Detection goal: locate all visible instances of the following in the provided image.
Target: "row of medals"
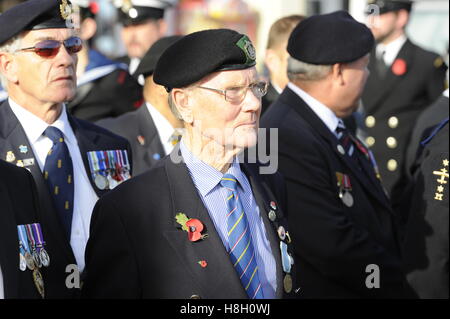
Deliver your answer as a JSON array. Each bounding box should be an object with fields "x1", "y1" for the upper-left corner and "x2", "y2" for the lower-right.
[
  {"x1": 94, "y1": 168, "x2": 130, "y2": 190},
  {"x1": 19, "y1": 243, "x2": 49, "y2": 298}
]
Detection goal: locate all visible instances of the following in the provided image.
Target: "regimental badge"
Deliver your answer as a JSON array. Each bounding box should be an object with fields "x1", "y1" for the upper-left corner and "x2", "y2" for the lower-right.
[
  {"x1": 6, "y1": 151, "x2": 15, "y2": 162},
  {"x1": 433, "y1": 158, "x2": 449, "y2": 201},
  {"x1": 19, "y1": 145, "x2": 28, "y2": 154},
  {"x1": 236, "y1": 35, "x2": 256, "y2": 65},
  {"x1": 59, "y1": 0, "x2": 72, "y2": 20}
]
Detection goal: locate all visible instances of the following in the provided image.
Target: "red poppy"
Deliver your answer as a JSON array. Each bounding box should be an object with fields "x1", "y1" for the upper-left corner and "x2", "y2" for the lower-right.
[
  {"x1": 392, "y1": 59, "x2": 407, "y2": 76},
  {"x1": 186, "y1": 218, "x2": 205, "y2": 242},
  {"x1": 198, "y1": 260, "x2": 208, "y2": 268}
]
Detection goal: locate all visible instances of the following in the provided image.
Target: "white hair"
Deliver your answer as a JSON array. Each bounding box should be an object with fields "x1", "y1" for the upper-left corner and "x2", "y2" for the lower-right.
[
  {"x1": 0, "y1": 35, "x2": 22, "y2": 91},
  {"x1": 287, "y1": 57, "x2": 332, "y2": 82}
]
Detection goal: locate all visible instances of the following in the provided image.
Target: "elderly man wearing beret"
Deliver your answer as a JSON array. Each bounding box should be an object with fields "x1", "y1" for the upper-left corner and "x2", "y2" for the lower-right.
[
  {"x1": 83, "y1": 29, "x2": 297, "y2": 299},
  {"x1": 261, "y1": 11, "x2": 412, "y2": 298},
  {"x1": 0, "y1": 0, "x2": 132, "y2": 298}
]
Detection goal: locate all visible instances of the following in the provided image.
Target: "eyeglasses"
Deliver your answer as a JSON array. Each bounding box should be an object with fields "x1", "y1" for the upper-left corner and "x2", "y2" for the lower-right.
[
  {"x1": 17, "y1": 37, "x2": 82, "y2": 58},
  {"x1": 196, "y1": 81, "x2": 268, "y2": 104}
]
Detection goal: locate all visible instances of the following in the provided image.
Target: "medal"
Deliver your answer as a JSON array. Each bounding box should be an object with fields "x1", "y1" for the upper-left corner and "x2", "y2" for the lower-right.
[
  {"x1": 277, "y1": 226, "x2": 286, "y2": 241},
  {"x1": 33, "y1": 269, "x2": 45, "y2": 299},
  {"x1": 268, "y1": 210, "x2": 277, "y2": 222},
  {"x1": 280, "y1": 242, "x2": 292, "y2": 274},
  {"x1": 25, "y1": 252, "x2": 36, "y2": 271},
  {"x1": 283, "y1": 274, "x2": 293, "y2": 294},
  {"x1": 342, "y1": 191, "x2": 354, "y2": 207},
  {"x1": 94, "y1": 173, "x2": 108, "y2": 190},
  {"x1": 336, "y1": 172, "x2": 354, "y2": 207},
  {"x1": 32, "y1": 223, "x2": 50, "y2": 268},
  {"x1": 26, "y1": 224, "x2": 42, "y2": 268},
  {"x1": 19, "y1": 253, "x2": 27, "y2": 272},
  {"x1": 17, "y1": 225, "x2": 35, "y2": 270}
]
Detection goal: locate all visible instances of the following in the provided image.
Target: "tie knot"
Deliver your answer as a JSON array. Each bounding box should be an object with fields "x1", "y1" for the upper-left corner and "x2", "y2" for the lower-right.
[
  {"x1": 220, "y1": 173, "x2": 238, "y2": 191},
  {"x1": 44, "y1": 126, "x2": 65, "y2": 143}
]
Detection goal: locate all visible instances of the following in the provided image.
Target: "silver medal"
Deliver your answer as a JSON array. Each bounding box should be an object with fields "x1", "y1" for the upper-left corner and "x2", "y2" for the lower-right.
[
  {"x1": 94, "y1": 174, "x2": 108, "y2": 190},
  {"x1": 40, "y1": 249, "x2": 50, "y2": 268},
  {"x1": 342, "y1": 191, "x2": 354, "y2": 207},
  {"x1": 19, "y1": 253, "x2": 27, "y2": 272}
]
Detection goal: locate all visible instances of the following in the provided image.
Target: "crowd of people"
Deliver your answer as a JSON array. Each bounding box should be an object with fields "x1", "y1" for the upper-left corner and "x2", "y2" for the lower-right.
[{"x1": 0, "y1": 0, "x2": 448, "y2": 300}]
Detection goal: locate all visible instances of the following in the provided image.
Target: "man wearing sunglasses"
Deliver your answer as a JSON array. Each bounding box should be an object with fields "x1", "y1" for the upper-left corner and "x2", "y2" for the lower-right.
[
  {"x1": 0, "y1": 0, "x2": 132, "y2": 299},
  {"x1": 83, "y1": 29, "x2": 298, "y2": 299}
]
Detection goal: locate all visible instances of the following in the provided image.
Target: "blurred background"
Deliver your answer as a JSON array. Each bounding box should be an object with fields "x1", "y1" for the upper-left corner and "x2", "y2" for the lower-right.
[{"x1": 1, "y1": 0, "x2": 448, "y2": 70}]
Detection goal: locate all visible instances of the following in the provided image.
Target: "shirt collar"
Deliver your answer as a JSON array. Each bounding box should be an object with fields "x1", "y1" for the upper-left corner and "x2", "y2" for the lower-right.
[
  {"x1": 146, "y1": 101, "x2": 175, "y2": 144},
  {"x1": 443, "y1": 88, "x2": 449, "y2": 98},
  {"x1": 288, "y1": 82, "x2": 340, "y2": 134},
  {"x1": 180, "y1": 140, "x2": 245, "y2": 197},
  {"x1": 8, "y1": 98, "x2": 76, "y2": 145},
  {"x1": 376, "y1": 35, "x2": 407, "y2": 66}
]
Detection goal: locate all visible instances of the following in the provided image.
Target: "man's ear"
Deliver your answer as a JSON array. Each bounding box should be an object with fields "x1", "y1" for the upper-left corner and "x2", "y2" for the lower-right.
[
  {"x1": 172, "y1": 89, "x2": 193, "y2": 124},
  {"x1": 157, "y1": 19, "x2": 168, "y2": 37},
  {"x1": 264, "y1": 49, "x2": 280, "y2": 76},
  {"x1": 0, "y1": 52, "x2": 19, "y2": 85},
  {"x1": 331, "y1": 63, "x2": 345, "y2": 86},
  {"x1": 80, "y1": 17, "x2": 97, "y2": 41}
]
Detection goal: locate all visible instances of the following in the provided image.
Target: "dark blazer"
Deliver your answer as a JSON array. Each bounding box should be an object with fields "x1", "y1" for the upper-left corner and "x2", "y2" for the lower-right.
[
  {"x1": 0, "y1": 101, "x2": 132, "y2": 298},
  {"x1": 83, "y1": 150, "x2": 297, "y2": 299},
  {"x1": 261, "y1": 82, "x2": 280, "y2": 116},
  {"x1": 261, "y1": 87, "x2": 410, "y2": 298},
  {"x1": 0, "y1": 160, "x2": 41, "y2": 299},
  {"x1": 361, "y1": 40, "x2": 447, "y2": 193},
  {"x1": 96, "y1": 105, "x2": 165, "y2": 176},
  {"x1": 398, "y1": 119, "x2": 449, "y2": 298},
  {"x1": 68, "y1": 68, "x2": 143, "y2": 122}
]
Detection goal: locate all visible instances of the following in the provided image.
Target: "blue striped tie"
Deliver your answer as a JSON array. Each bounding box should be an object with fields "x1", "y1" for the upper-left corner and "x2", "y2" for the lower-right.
[
  {"x1": 336, "y1": 120, "x2": 355, "y2": 157},
  {"x1": 43, "y1": 127, "x2": 74, "y2": 239},
  {"x1": 220, "y1": 174, "x2": 264, "y2": 299}
]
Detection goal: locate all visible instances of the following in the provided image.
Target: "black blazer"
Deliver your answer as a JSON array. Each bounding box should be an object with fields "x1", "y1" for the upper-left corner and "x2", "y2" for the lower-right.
[
  {"x1": 0, "y1": 101, "x2": 132, "y2": 298},
  {"x1": 82, "y1": 150, "x2": 297, "y2": 299},
  {"x1": 96, "y1": 105, "x2": 165, "y2": 176},
  {"x1": 361, "y1": 40, "x2": 447, "y2": 193},
  {"x1": 0, "y1": 160, "x2": 41, "y2": 299},
  {"x1": 261, "y1": 87, "x2": 410, "y2": 298},
  {"x1": 261, "y1": 83, "x2": 280, "y2": 116}
]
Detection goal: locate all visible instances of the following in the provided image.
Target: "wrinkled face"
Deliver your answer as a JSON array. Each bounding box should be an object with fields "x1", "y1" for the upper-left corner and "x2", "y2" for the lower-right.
[
  {"x1": 190, "y1": 67, "x2": 262, "y2": 150},
  {"x1": 121, "y1": 19, "x2": 164, "y2": 59},
  {"x1": 335, "y1": 54, "x2": 370, "y2": 117},
  {"x1": 368, "y1": 11, "x2": 398, "y2": 42},
  {"x1": 12, "y1": 28, "x2": 78, "y2": 105}
]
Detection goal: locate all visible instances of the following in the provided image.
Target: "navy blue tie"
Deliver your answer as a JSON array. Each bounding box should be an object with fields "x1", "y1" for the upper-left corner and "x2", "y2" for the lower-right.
[{"x1": 43, "y1": 127, "x2": 74, "y2": 239}]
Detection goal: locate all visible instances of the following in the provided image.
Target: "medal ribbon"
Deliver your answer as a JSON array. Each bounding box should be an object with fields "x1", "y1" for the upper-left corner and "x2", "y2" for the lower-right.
[
  {"x1": 17, "y1": 225, "x2": 30, "y2": 255},
  {"x1": 96, "y1": 151, "x2": 108, "y2": 177},
  {"x1": 25, "y1": 224, "x2": 36, "y2": 252},
  {"x1": 32, "y1": 223, "x2": 45, "y2": 250},
  {"x1": 87, "y1": 151, "x2": 100, "y2": 180}
]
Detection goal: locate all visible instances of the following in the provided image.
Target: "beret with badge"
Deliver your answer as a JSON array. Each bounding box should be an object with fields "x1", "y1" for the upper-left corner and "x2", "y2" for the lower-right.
[
  {"x1": 365, "y1": 0, "x2": 413, "y2": 15},
  {"x1": 287, "y1": 10, "x2": 374, "y2": 65},
  {"x1": 134, "y1": 35, "x2": 182, "y2": 79},
  {"x1": 0, "y1": 0, "x2": 73, "y2": 45},
  {"x1": 154, "y1": 29, "x2": 257, "y2": 91}
]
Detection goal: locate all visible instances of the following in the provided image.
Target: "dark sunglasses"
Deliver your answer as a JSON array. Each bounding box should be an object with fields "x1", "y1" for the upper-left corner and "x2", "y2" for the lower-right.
[{"x1": 17, "y1": 37, "x2": 82, "y2": 58}]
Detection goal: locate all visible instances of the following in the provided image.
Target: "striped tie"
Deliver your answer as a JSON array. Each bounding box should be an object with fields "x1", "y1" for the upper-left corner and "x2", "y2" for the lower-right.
[
  {"x1": 43, "y1": 127, "x2": 74, "y2": 239},
  {"x1": 336, "y1": 120, "x2": 355, "y2": 157},
  {"x1": 220, "y1": 174, "x2": 264, "y2": 299}
]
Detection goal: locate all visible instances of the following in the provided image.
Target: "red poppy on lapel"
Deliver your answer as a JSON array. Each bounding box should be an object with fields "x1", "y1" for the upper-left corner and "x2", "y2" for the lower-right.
[
  {"x1": 392, "y1": 58, "x2": 407, "y2": 76},
  {"x1": 198, "y1": 260, "x2": 208, "y2": 268},
  {"x1": 175, "y1": 213, "x2": 208, "y2": 242}
]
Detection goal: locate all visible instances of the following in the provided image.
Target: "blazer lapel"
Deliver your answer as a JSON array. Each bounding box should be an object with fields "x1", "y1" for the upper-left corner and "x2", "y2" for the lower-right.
[
  {"x1": 163, "y1": 150, "x2": 247, "y2": 298},
  {"x1": 364, "y1": 41, "x2": 416, "y2": 113},
  {"x1": 282, "y1": 88, "x2": 391, "y2": 210},
  {"x1": 0, "y1": 185, "x2": 20, "y2": 299}
]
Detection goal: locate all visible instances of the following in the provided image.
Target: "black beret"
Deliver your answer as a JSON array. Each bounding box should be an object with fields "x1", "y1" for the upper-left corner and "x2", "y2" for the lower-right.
[
  {"x1": 288, "y1": 11, "x2": 374, "y2": 65},
  {"x1": 154, "y1": 29, "x2": 257, "y2": 91},
  {"x1": 134, "y1": 35, "x2": 182, "y2": 79},
  {"x1": 115, "y1": 0, "x2": 174, "y2": 25},
  {"x1": 0, "y1": 0, "x2": 73, "y2": 45},
  {"x1": 365, "y1": 0, "x2": 413, "y2": 15}
]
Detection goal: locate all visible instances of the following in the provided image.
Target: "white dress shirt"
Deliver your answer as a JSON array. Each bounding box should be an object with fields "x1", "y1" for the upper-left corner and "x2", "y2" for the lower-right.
[
  {"x1": 0, "y1": 266, "x2": 4, "y2": 299},
  {"x1": 287, "y1": 82, "x2": 341, "y2": 136},
  {"x1": 9, "y1": 98, "x2": 99, "y2": 273},
  {"x1": 146, "y1": 102, "x2": 177, "y2": 156},
  {"x1": 376, "y1": 35, "x2": 407, "y2": 67}
]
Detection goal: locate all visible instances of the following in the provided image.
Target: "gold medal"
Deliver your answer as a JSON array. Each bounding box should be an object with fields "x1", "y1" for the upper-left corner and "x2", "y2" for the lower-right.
[
  {"x1": 283, "y1": 274, "x2": 293, "y2": 294},
  {"x1": 33, "y1": 269, "x2": 45, "y2": 299}
]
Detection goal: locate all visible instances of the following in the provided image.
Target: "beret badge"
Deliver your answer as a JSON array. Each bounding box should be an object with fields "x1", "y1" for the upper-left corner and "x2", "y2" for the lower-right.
[
  {"x1": 59, "y1": 0, "x2": 72, "y2": 20},
  {"x1": 236, "y1": 35, "x2": 256, "y2": 65}
]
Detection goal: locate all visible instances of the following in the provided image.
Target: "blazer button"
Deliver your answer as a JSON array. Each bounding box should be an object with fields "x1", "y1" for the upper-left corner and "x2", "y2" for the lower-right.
[
  {"x1": 190, "y1": 294, "x2": 201, "y2": 299},
  {"x1": 387, "y1": 159, "x2": 398, "y2": 172},
  {"x1": 388, "y1": 116, "x2": 399, "y2": 129},
  {"x1": 386, "y1": 137, "x2": 397, "y2": 149},
  {"x1": 365, "y1": 116, "x2": 376, "y2": 128},
  {"x1": 366, "y1": 136, "x2": 375, "y2": 147}
]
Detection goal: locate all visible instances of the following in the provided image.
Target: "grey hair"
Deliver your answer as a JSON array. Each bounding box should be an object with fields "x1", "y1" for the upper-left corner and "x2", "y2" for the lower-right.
[
  {"x1": 0, "y1": 35, "x2": 22, "y2": 91},
  {"x1": 287, "y1": 57, "x2": 332, "y2": 82}
]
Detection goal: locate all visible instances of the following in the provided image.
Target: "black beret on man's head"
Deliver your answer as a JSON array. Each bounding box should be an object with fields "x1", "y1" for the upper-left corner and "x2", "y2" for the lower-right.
[
  {"x1": 0, "y1": 0, "x2": 73, "y2": 45},
  {"x1": 365, "y1": 0, "x2": 413, "y2": 15},
  {"x1": 154, "y1": 29, "x2": 257, "y2": 91},
  {"x1": 288, "y1": 10, "x2": 374, "y2": 65},
  {"x1": 134, "y1": 35, "x2": 182, "y2": 79}
]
